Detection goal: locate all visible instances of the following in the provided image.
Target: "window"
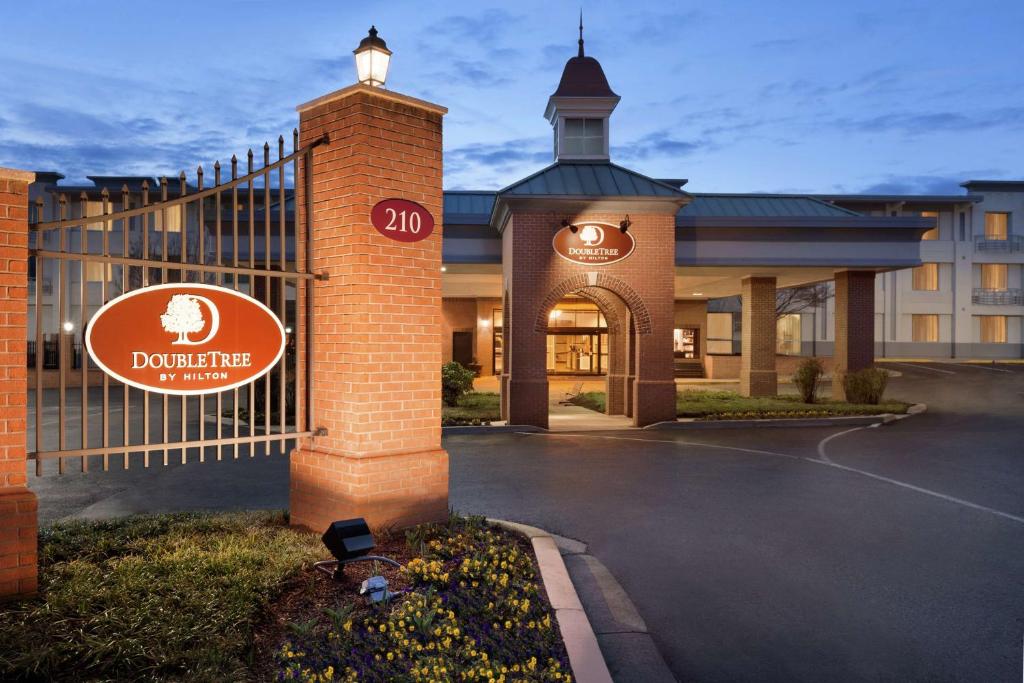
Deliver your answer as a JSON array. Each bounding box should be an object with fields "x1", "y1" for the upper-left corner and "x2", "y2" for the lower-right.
[
  {"x1": 706, "y1": 312, "x2": 734, "y2": 354},
  {"x1": 912, "y1": 263, "x2": 939, "y2": 291},
  {"x1": 776, "y1": 314, "x2": 801, "y2": 355},
  {"x1": 562, "y1": 118, "x2": 604, "y2": 156},
  {"x1": 492, "y1": 309, "x2": 503, "y2": 375},
  {"x1": 920, "y1": 211, "x2": 939, "y2": 240},
  {"x1": 959, "y1": 212, "x2": 966, "y2": 241},
  {"x1": 980, "y1": 315, "x2": 1007, "y2": 343},
  {"x1": 84, "y1": 261, "x2": 113, "y2": 282},
  {"x1": 984, "y1": 212, "x2": 1009, "y2": 240},
  {"x1": 981, "y1": 264, "x2": 1008, "y2": 290},
  {"x1": 912, "y1": 314, "x2": 939, "y2": 342}
]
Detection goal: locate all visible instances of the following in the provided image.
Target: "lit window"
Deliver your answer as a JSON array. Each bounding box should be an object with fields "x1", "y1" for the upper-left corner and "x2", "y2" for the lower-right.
[
  {"x1": 776, "y1": 314, "x2": 801, "y2": 355},
  {"x1": 920, "y1": 211, "x2": 939, "y2": 240},
  {"x1": 980, "y1": 264, "x2": 1008, "y2": 290},
  {"x1": 912, "y1": 263, "x2": 939, "y2": 291},
  {"x1": 980, "y1": 315, "x2": 1007, "y2": 343},
  {"x1": 912, "y1": 314, "x2": 939, "y2": 342},
  {"x1": 563, "y1": 118, "x2": 604, "y2": 156},
  {"x1": 984, "y1": 212, "x2": 1009, "y2": 240},
  {"x1": 84, "y1": 261, "x2": 113, "y2": 282}
]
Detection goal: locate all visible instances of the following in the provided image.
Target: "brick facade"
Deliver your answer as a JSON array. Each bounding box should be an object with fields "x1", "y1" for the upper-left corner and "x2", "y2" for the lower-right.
[
  {"x1": 290, "y1": 86, "x2": 449, "y2": 533},
  {"x1": 739, "y1": 276, "x2": 778, "y2": 397},
  {"x1": 502, "y1": 209, "x2": 678, "y2": 428},
  {"x1": 0, "y1": 168, "x2": 35, "y2": 600},
  {"x1": 834, "y1": 270, "x2": 876, "y2": 400}
]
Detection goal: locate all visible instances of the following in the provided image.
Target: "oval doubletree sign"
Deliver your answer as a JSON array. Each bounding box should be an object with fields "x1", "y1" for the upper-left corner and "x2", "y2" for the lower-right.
[
  {"x1": 370, "y1": 198, "x2": 435, "y2": 243},
  {"x1": 552, "y1": 221, "x2": 635, "y2": 266},
  {"x1": 85, "y1": 283, "x2": 286, "y2": 395}
]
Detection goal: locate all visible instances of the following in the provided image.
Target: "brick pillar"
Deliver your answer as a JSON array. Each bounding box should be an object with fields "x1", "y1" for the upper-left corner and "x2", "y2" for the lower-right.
[
  {"x1": 834, "y1": 270, "x2": 876, "y2": 401},
  {"x1": 289, "y1": 85, "x2": 449, "y2": 532},
  {"x1": 624, "y1": 316, "x2": 636, "y2": 418},
  {"x1": 740, "y1": 276, "x2": 777, "y2": 397},
  {"x1": 0, "y1": 168, "x2": 36, "y2": 600}
]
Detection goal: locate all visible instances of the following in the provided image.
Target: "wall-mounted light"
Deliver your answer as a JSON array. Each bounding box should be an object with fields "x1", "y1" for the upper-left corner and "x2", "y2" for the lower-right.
[
  {"x1": 440, "y1": 266, "x2": 447, "y2": 272},
  {"x1": 353, "y1": 26, "x2": 392, "y2": 87},
  {"x1": 285, "y1": 326, "x2": 293, "y2": 334},
  {"x1": 479, "y1": 318, "x2": 490, "y2": 328},
  {"x1": 561, "y1": 218, "x2": 578, "y2": 234},
  {"x1": 62, "y1": 321, "x2": 74, "y2": 333},
  {"x1": 619, "y1": 215, "x2": 632, "y2": 233}
]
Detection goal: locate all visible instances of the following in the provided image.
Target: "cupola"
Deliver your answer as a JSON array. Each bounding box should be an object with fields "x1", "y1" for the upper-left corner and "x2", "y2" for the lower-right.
[{"x1": 544, "y1": 15, "x2": 620, "y2": 161}]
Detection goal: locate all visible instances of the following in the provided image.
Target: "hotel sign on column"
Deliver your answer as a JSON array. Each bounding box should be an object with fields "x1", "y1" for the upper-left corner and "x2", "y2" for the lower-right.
[
  {"x1": 553, "y1": 221, "x2": 635, "y2": 265},
  {"x1": 85, "y1": 283, "x2": 286, "y2": 395}
]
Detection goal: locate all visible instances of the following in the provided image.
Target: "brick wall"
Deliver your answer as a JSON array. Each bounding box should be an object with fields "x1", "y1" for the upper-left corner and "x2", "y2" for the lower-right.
[
  {"x1": 503, "y1": 209, "x2": 678, "y2": 427},
  {"x1": 0, "y1": 168, "x2": 35, "y2": 600},
  {"x1": 834, "y1": 270, "x2": 876, "y2": 400},
  {"x1": 739, "y1": 276, "x2": 778, "y2": 397},
  {"x1": 290, "y1": 86, "x2": 448, "y2": 533}
]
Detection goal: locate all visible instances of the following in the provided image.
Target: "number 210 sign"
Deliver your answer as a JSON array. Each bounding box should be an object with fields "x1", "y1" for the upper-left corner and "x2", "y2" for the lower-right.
[{"x1": 370, "y1": 198, "x2": 435, "y2": 243}]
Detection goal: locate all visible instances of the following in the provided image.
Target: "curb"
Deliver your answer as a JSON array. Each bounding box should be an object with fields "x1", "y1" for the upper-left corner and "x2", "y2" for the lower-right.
[
  {"x1": 443, "y1": 424, "x2": 546, "y2": 436},
  {"x1": 488, "y1": 519, "x2": 614, "y2": 683},
  {"x1": 646, "y1": 403, "x2": 927, "y2": 431}
]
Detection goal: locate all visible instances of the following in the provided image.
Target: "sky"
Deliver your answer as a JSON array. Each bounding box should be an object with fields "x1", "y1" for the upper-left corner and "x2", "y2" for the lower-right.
[{"x1": 0, "y1": 0, "x2": 1021, "y2": 194}]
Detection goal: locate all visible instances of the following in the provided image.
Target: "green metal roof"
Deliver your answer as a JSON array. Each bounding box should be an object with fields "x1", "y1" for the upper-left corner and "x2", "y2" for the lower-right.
[
  {"x1": 443, "y1": 191, "x2": 497, "y2": 224},
  {"x1": 498, "y1": 162, "x2": 687, "y2": 198},
  {"x1": 680, "y1": 194, "x2": 861, "y2": 218}
]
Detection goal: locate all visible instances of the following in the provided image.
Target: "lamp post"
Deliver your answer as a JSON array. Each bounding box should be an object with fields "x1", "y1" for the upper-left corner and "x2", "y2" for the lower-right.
[{"x1": 353, "y1": 26, "x2": 392, "y2": 87}]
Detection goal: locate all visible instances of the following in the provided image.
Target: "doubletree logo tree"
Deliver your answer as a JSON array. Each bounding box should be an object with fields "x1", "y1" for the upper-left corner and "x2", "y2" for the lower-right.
[{"x1": 161, "y1": 294, "x2": 206, "y2": 344}]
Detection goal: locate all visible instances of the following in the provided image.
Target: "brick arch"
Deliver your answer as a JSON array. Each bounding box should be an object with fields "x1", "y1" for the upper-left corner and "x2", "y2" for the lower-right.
[
  {"x1": 576, "y1": 287, "x2": 624, "y2": 334},
  {"x1": 534, "y1": 273, "x2": 652, "y2": 334}
]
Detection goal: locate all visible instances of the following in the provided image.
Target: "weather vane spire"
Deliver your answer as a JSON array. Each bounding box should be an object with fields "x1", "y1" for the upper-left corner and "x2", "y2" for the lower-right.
[{"x1": 578, "y1": 9, "x2": 584, "y2": 57}]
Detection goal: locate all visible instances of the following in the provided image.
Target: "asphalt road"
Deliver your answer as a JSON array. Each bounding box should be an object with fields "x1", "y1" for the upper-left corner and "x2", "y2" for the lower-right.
[
  {"x1": 447, "y1": 362, "x2": 1024, "y2": 682},
  {"x1": 27, "y1": 362, "x2": 1024, "y2": 682}
]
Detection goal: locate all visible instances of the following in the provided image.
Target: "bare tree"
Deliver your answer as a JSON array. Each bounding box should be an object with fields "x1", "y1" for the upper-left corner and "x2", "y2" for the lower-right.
[{"x1": 776, "y1": 283, "x2": 832, "y2": 319}]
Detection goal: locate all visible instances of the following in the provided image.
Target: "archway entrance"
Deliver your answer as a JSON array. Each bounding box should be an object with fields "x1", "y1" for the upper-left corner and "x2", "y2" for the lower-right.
[{"x1": 502, "y1": 270, "x2": 676, "y2": 429}]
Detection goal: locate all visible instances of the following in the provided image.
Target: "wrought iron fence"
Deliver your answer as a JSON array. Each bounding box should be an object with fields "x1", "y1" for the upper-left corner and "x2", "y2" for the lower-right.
[
  {"x1": 974, "y1": 235, "x2": 1024, "y2": 253},
  {"x1": 27, "y1": 131, "x2": 326, "y2": 474},
  {"x1": 972, "y1": 288, "x2": 1024, "y2": 306}
]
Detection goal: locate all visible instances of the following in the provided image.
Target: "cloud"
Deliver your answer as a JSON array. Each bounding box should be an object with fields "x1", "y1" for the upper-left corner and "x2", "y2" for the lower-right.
[
  {"x1": 613, "y1": 130, "x2": 704, "y2": 161},
  {"x1": 857, "y1": 173, "x2": 1006, "y2": 195},
  {"x1": 834, "y1": 107, "x2": 1024, "y2": 135}
]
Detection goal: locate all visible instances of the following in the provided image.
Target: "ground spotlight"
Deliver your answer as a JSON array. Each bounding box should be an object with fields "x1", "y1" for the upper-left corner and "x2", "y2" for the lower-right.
[{"x1": 315, "y1": 517, "x2": 401, "y2": 583}]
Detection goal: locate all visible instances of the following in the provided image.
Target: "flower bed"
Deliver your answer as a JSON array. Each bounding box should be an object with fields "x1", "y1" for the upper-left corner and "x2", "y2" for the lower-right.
[
  {"x1": 274, "y1": 515, "x2": 571, "y2": 682},
  {"x1": 442, "y1": 392, "x2": 501, "y2": 426}
]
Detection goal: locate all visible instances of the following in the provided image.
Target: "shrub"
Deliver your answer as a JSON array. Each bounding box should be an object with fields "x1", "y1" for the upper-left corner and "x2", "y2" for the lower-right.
[
  {"x1": 441, "y1": 361, "x2": 475, "y2": 407},
  {"x1": 793, "y1": 357, "x2": 824, "y2": 404},
  {"x1": 842, "y1": 367, "x2": 889, "y2": 404}
]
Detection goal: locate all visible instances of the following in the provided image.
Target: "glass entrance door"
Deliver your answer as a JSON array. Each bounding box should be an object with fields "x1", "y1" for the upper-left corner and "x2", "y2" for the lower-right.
[{"x1": 546, "y1": 333, "x2": 604, "y2": 374}]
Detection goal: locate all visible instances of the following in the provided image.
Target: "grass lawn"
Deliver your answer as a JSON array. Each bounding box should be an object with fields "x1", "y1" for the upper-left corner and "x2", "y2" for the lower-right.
[
  {"x1": 0, "y1": 511, "x2": 320, "y2": 681},
  {"x1": 573, "y1": 389, "x2": 909, "y2": 419},
  {"x1": 0, "y1": 511, "x2": 571, "y2": 682},
  {"x1": 442, "y1": 391, "x2": 501, "y2": 426}
]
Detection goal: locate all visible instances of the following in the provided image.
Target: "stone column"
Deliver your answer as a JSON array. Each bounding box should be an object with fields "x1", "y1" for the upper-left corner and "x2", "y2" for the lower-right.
[
  {"x1": 0, "y1": 168, "x2": 35, "y2": 600},
  {"x1": 290, "y1": 85, "x2": 449, "y2": 532},
  {"x1": 740, "y1": 276, "x2": 777, "y2": 397},
  {"x1": 834, "y1": 270, "x2": 876, "y2": 400}
]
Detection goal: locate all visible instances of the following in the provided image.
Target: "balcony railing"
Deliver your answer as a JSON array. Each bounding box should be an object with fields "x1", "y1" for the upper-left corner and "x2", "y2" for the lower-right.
[
  {"x1": 972, "y1": 288, "x2": 1024, "y2": 306},
  {"x1": 974, "y1": 234, "x2": 1024, "y2": 253}
]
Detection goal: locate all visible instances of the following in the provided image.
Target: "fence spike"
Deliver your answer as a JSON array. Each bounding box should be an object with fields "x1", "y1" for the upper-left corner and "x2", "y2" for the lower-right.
[
  {"x1": 98, "y1": 188, "x2": 108, "y2": 200},
  {"x1": 278, "y1": 135, "x2": 285, "y2": 159},
  {"x1": 197, "y1": 165, "x2": 204, "y2": 191},
  {"x1": 214, "y1": 160, "x2": 221, "y2": 186},
  {"x1": 231, "y1": 155, "x2": 238, "y2": 180},
  {"x1": 247, "y1": 148, "x2": 254, "y2": 173},
  {"x1": 293, "y1": 128, "x2": 299, "y2": 152}
]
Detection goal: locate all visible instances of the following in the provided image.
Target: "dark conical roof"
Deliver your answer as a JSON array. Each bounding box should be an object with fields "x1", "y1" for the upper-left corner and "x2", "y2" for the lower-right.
[{"x1": 552, "y1": 55, "x2": 618, "y2": 97}]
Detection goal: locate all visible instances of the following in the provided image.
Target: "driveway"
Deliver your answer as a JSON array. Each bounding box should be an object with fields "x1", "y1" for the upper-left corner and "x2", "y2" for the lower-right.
[
  {"x1": 27, "y1": 362, "x2": 1024, "y2": 681},
  {"x1": 448, "y1": 362, "x2": 1024, "y2": 682}
]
